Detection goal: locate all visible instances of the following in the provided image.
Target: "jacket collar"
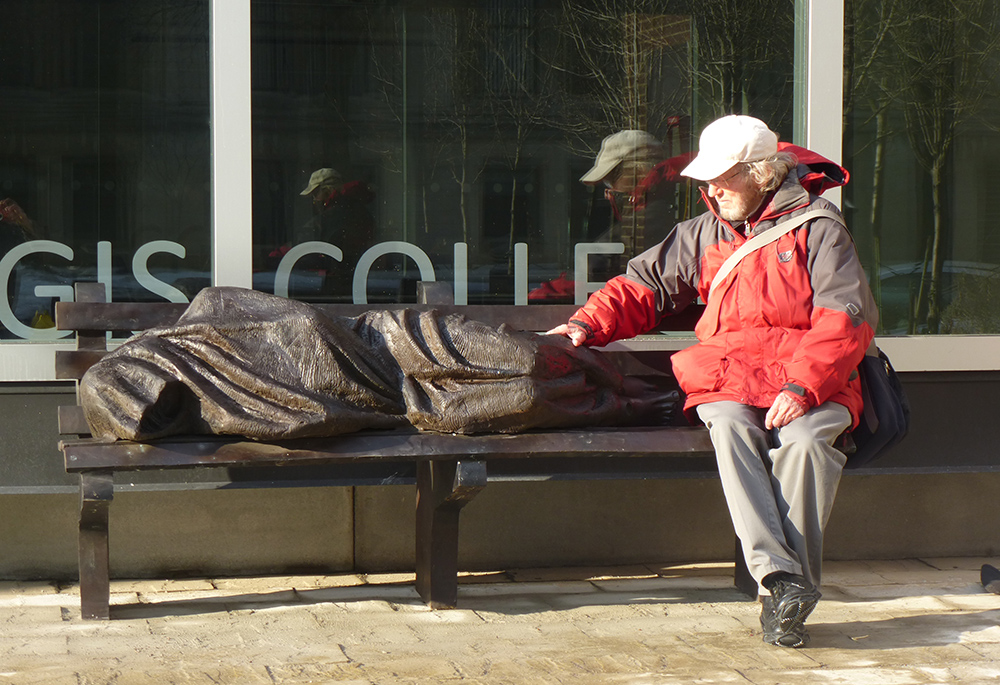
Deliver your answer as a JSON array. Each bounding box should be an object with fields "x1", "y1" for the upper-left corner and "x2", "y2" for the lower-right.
[{"x1": 752, "y1": 173, "x2": 812, "y2": 229}]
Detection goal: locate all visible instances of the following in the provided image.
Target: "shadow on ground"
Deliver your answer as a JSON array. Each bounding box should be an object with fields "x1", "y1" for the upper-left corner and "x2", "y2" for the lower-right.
[{"x1": 109, "y1": 581, "x2": 751, "y2": 620}]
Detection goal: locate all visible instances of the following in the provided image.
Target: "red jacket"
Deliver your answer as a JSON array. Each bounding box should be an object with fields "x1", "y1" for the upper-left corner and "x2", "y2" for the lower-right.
[{"x1": 569, "y1": 173, "x2": 877, "y2": 425}]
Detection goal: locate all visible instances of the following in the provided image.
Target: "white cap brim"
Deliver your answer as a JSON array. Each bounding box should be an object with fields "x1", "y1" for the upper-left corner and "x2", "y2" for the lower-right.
[
  {"x1": 580, "y1": 158, "x2": 619, "y2": 184},
  {"x1": 680, "y1": 155, "x2": 739, "y2": 182}
]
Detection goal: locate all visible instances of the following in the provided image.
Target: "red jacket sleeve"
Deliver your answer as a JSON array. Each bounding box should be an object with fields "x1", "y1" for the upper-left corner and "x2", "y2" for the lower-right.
[
  {"x1": 783, "y1": 219, "x2": 877, "y2": 407},
  {"x1": 784, "y1": 307, "x2": 874, "y2": 408},
  {"x1": 568, "y1": 276, "x2": 660, "y2": 347}
]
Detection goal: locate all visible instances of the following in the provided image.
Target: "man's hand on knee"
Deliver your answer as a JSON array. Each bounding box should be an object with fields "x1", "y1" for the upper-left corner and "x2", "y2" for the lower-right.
[{"x1": 765, "y1": 390, "x2": 810, "y2": 429}]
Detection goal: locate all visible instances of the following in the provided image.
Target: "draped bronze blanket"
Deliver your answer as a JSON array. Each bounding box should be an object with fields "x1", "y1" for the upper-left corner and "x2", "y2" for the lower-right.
[{"x1": 81, "y1": 287, "x2": 677, "y2": 441}]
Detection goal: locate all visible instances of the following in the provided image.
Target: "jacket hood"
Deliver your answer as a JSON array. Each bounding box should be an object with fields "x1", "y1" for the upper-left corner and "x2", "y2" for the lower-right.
[{"x1": 778, "y1": 142, "x2": 850, "y2": 196}]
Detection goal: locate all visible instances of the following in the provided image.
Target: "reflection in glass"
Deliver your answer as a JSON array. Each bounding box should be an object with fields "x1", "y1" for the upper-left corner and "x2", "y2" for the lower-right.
[
  {"x1": 0, "y1": 1, "x2": 211, "y2": 340},
  {"x1": 844, "y1": 0, "x2": 1000, "y2": 334},
  {"x1": 251, "y1": 1, "x2": 794, "y2": 305}
]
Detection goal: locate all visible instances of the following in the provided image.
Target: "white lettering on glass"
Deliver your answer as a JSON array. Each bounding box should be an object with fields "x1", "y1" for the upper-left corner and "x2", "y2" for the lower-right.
[
  {"x1": 574, "y1": 242, "x2": 625, "y2": 305},
  {"x1": 514, "y1": 242, "x2": 528, "y2": 305},
  {"x1": 133, "y1": 241, "x2": 188, "y2": 304},
  {"x1": 353, "y1": 241, "x2": 435, "y2": 305},
  {"x1": 453, "y1": 242, "x2": 468, "y2": 305},
  {"x1": 0, "y1": 238, "x2": 626, "y2": 340},
  {"x1": 273, "y1": 241, "x2": 343, "y2": 299},
  {"x1": 0, "y1": 241, "x2": 75, "y2": 340},
  {"x1": 97, "y1": 241, "x2": 113, "y2": 301}
]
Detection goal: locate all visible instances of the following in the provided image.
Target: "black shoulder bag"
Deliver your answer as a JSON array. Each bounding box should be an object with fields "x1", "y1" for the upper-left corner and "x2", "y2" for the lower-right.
[{"x1": 845, "y1": 345, "x2": 910, "y2": 468}]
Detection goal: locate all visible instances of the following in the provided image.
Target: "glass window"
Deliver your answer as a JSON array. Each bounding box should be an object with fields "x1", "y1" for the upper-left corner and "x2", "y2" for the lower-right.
[
  {"x1": 251, "y1": 1, "x2": 796, "y2": 305},
  {"x1": 844, "y1": 0, "x2": 1000, "y2": 335},
  {"x1": 0, "y1": 0, "x2": 211, "y2": 341}
]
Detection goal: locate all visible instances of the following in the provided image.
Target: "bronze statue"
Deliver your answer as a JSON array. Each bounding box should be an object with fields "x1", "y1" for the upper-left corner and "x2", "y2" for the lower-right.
[{"x1": 81, "y1": 287, "x2": 677, "y2": 442}]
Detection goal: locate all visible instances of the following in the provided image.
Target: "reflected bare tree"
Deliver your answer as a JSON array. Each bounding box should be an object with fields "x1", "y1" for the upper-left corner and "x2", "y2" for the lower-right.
[
  {"x1": 556, "y1": 1, "x2": 691, "y2": 149},
  {"x1": 467, "y1": 4, "x2": 563, "y2": 272},
  {"x1": 691, "y1": 0, "x2": 794, "y2": 124},
  {"x1": 892, "y1": 1, "x2": 1000, "y2": 333},
  {"x1": 844, "y1": 0, "x2": 906, "y2": 329},
  {"x1": 94, "y1": 1, "x2": 210, "y2": 251},
  {"x1": 420, "y1": 9, "x2": 495, "y2": 243},
  {"x1": 856, "y1": 0, "x2": 1000, "y2": 333}
]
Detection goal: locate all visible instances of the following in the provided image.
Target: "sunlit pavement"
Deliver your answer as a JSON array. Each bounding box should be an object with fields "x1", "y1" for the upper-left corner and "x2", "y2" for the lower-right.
[{"x1": 1, "y1": 558, "x2": 999, "y2": 684}]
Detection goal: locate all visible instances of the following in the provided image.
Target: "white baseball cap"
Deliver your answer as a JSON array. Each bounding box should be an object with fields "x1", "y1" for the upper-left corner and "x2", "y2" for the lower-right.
[
  {"x1": 580, "y1": 130, "x2": 666, "y2": 185},
  {"x1": 680, "y1": 115, "x2": 778, "y2": 181}
]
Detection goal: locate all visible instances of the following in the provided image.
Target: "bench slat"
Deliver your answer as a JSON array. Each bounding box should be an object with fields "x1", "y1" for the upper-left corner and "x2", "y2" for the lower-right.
[
  {"x1": 54, "y1": 301, "x2": 585, "y2": 333},
  {"x1": 56, "y1": 300, "x2": 705, "y2": 334},
  {"x1": 55, "y1": 350, "x2": 109, "y2": 380},
  {"x1": 55, "y1": 302, "x2": 189, "y2": 332},
  {"x1": 62, "y1": 426, "x2": 715, "y2": 472}
]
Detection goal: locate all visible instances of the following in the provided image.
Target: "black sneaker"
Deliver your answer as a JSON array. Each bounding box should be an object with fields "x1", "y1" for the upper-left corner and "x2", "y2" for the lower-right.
[
  {"x1": 764, "y1": 572, "x2": 821, "y2": 634},
  {"x1": 760, "y1": 596, "x2": 810, "y2": 648}
]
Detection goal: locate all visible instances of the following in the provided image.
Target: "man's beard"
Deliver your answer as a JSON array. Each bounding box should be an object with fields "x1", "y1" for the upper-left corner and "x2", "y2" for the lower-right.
[{"x1": 718, "y1": 189, "x2": 765, "y2": 223}]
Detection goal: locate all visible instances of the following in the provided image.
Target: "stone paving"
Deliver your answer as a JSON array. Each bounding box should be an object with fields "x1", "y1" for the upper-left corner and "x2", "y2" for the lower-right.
[{"x1": 1, "y1": 557, "x2": 999, "y2": 684}]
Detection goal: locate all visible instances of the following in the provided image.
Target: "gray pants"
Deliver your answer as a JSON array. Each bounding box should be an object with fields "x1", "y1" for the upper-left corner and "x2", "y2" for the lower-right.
[{"x1": 696, "y1": 401, "x2": 851, "y2": 595}]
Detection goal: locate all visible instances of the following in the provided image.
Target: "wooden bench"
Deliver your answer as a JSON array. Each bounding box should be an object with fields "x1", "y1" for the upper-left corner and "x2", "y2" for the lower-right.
[{"x1": 56, "y1": 282, "x2": 751, "y2": 620}]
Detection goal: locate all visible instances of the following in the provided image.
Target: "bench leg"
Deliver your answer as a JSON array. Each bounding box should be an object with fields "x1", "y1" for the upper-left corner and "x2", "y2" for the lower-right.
[
  {"x1": 78, "y1": 470, "x2": 114, "y2": 620},
  {"x1": 415, "y1": 459, "x2": 487, "y2": 609},
  {"x1": 733, "y1": 536, "x2": 758, "y2": 599}
]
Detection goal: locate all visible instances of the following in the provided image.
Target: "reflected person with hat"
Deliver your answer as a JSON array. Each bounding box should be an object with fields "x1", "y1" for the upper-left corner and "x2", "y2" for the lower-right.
[
  {"x1": 550, "y1": 115, "x2": 878, "y2": 649},
  {"x1": 580, "y1": 130, "x2": 673, "y2": 270},
  {"x1": 532, "y1": 131, "x2": 670, "y2": 302},
  {"x1": 297, "y1": 167, "x2": 375, "y2": 300}
]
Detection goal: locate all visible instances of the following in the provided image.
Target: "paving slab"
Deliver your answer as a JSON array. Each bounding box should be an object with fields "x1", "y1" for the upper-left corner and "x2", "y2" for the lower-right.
[{"x1": 0, "y1": 557, "x2": 998, "y2": 684}]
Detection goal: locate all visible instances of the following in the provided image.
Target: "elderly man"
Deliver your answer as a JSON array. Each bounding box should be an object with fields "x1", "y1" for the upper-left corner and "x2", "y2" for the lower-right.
[{"x1": 548, "y1": 115, "x2": 877, "y2": 647}]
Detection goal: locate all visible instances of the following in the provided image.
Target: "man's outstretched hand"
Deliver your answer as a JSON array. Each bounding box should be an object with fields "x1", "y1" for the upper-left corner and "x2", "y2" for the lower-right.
[{"x1": 545, "y1": 323, "x2": 588, "y2": 347}]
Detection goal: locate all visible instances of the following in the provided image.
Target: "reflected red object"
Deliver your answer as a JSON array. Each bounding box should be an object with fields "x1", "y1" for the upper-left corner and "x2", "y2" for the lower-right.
[{"x1": 528, "y1": 272, "x2": 575, "y2": 301}]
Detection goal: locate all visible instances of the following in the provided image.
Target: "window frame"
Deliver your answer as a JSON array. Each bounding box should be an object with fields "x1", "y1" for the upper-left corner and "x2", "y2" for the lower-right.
[{"x1": 3, "y1": 0, "x2": 994, "y2": 382}]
